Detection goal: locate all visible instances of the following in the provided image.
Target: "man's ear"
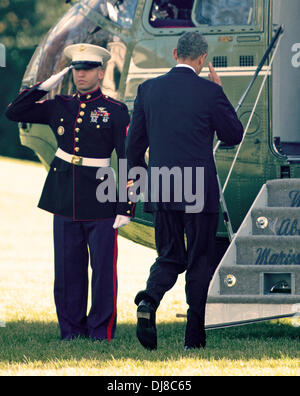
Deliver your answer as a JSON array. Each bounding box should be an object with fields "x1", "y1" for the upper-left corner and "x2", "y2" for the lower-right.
[
  {"x1": 199, "y1": 53, "x2": 207, "y2": 68},
  {"x1": 173, "y1": 48, "x2": 178, "y2": 62},
  {"x1": 98, "y1": 68, "x2": 105, "y2": 80}
]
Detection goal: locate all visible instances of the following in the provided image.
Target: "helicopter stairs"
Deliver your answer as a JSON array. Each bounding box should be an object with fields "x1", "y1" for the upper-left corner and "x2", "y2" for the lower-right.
[{"x1": 204, "y1": 178, "x2": 300, "y2": 329}]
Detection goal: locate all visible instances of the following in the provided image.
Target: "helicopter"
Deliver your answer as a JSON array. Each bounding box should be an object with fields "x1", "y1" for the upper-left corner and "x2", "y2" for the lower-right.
[{"x1": 18, "y1": 0, "x2": 300, "y2": 328}]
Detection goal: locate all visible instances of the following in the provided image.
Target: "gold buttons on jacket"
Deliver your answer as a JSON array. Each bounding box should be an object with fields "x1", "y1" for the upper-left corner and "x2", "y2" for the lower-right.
[
  {"x1": 80, "y1": 103, "x2": 86, "y2": 109},
  {"x1": 75, "y1": 147, "x2": 80, "y2": 153},
  {"x1": 126, "y1": 210, "x2": 131, "y2": 215},
  {"x1": 77, "y1": 118, "x2": 83, "y2": 124},
  {"x1": 75, "y1": 137, "x2": 79, "y2": 142},
  {"x1": 57, "y1": 126, "x2": 65, "y2": 136},
  {"x1": 86, "y1": 94, "x2": 91, "y2": 99},
  {"x1": 80, "y1": 111, "x2": 85, "y2": 116}
]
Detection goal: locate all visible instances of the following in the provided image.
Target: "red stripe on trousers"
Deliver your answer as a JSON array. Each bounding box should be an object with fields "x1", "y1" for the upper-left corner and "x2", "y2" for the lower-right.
[{"x1": 107, "y1": 229, "x2": 118, "y2": 341}]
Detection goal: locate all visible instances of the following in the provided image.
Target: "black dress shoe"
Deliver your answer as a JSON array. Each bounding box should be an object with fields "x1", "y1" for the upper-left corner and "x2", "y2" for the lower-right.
[
  {"x1": 136, "y1": 300, "x2": 157, "y2": 350},
  {"x1": 184, "y1": 343, "x2": 205, "y2": 351},
  {"x1": 184, "y1": 336, "x2": 206, "y2": 350}
]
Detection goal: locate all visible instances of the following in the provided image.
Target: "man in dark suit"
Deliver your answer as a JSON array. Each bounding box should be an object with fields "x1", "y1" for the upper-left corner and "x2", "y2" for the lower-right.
[{"x1": 126, "y1": 32, "x2": 243, "y2": 351}]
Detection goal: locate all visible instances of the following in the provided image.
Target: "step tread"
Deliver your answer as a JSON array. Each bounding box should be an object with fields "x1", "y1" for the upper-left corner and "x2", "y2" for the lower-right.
[
  {"x1": 236, "y1": 235, "x2": 300, "y2": 242},
  {"x1": 267, "y1": 178, "x2": 300, "y2": 187},
  {"x1": 219, "y1": 265, "x2": 300, "y2": 270},
  {"x1": 252, "y1": 207, "x2": 300, "y2": 213},
  {"x1": 266, "y1": 179, "x2": 300, "y2": 207},
  {"x1": 208, "y1": 295, "x2": 300, "y2": 303}
]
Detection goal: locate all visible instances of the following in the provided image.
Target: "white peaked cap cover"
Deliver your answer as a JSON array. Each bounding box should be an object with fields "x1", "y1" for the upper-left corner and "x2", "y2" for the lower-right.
[{"x1": 64, "y1": 43, "x2": 111, "y2": 64}]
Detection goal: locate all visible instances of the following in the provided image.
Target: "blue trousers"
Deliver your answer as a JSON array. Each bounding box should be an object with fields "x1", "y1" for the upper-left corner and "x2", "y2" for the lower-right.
[{"x1": 53, "y1": 215, "x2": 118, "y2": 341}]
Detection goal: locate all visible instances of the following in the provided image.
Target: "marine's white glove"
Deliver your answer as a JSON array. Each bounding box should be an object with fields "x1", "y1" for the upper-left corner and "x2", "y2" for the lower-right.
[
  {"x1": 113, "y1": 215, "x2": 131, "y2": 229},
  {"x1": 38, "y1": 67, "x2": 71, "y2": 91}
]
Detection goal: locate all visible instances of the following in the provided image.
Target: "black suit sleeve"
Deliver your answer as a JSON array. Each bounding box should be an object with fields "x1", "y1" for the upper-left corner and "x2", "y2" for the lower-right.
[
  {"x1": 125, "y1": 84, "x2": 149, "y2": 171},
  {"x1": 113, "y1": 104, "x2": 130, "y2": 160},
  {"x1": 5, "y1": 84, "x2": 54, "y2": 124},
  {"x1": 113, "y1": 104, "x2": 135, "y2": 217},
  {"x1": 211, "y1": 86, "x2": 244, "y2": 145}
]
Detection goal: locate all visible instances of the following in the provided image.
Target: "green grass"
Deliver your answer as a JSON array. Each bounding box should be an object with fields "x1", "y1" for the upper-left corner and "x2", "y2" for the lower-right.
[
  {"x1": 0, "y1": 319, "x2": 299, "y2": 376},
  {"x1": 0, "y1": 157, "x2": 299, "y2": 376}
]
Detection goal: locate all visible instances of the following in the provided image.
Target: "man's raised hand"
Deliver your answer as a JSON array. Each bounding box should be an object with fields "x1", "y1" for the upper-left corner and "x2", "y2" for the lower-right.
[{"x1": 208, "y1": 62, "x2": 222, "y2": 86}]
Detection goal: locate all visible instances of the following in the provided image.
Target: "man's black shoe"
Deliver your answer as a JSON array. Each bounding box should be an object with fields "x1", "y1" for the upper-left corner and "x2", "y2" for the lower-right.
[
  {"x1": 136, "y1": 300, "x2": 157, "y2": 350},
  {"x1": 184, "y1": 342, "x2": 206, "y2": 351},
  {"x1": 184, "y1": 334, "x2": 206, "y2": 350}
]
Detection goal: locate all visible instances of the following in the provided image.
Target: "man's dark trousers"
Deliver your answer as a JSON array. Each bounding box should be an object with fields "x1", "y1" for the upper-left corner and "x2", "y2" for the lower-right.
[
  {"x1": 136, "y1": 210, "x2": 219, "y2": 346},
  {"x1": 53, "y1": 215, "x2": 118, "y2": 341}
]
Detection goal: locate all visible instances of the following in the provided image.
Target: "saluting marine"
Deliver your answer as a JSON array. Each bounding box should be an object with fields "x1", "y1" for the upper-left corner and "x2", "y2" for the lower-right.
[{"x1": 6, "y1": 44, "x2": 135, "y2": 342}]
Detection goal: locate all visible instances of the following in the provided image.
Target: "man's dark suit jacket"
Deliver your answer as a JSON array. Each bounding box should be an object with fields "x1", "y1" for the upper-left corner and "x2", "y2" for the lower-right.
[{"x1": 126, "y1": 66, "x2": 244, "y2": 213}]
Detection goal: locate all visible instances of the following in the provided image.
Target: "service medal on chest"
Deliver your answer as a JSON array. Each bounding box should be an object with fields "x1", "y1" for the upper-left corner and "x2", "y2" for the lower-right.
[
  {"x1": 98, "y1": 107, "x2": 111, "y2": 123},
  {"x1": 90, "y1": 107, "x2": 111, "y2": 125},
  {"x1": 90, "y1": 110, "x2": 100, "y2": 123}
]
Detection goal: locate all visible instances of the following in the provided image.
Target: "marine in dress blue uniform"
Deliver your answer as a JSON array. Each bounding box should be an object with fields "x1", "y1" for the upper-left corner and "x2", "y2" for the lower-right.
[{"x1": 6, "y1": 44, "x2": 134, "y2": 341}]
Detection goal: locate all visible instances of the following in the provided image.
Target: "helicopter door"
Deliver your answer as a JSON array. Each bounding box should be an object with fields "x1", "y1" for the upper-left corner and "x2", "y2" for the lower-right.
[{"x1": 272, "y1": 0, "x2": 300, "y2": 161}]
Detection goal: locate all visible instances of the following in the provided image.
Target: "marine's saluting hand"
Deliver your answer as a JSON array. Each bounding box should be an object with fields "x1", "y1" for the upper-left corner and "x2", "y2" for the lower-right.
[
  {"x1": 38, "y1": 66, "x2": 72, "y2": 92},
  {"x1": 208, "y1": 62, "x2": 222, "y2": 86}
]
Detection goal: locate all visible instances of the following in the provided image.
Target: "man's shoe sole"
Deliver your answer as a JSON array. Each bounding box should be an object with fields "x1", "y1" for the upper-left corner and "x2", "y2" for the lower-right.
[{"x1": 137, "y1": 305, "x2": 157, "y2": 350}]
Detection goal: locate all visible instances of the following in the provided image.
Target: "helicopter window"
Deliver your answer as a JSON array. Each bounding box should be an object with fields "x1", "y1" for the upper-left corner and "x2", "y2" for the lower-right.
[
  {"x1": 82, "y1": 0, "x2": 138, "y2": 29},
  {"x1": 195, "y1": 0, "x2": 255, "y2": 26},
  {"x1": 149, "y1": 0, "x2": 195, "y2": 28}
]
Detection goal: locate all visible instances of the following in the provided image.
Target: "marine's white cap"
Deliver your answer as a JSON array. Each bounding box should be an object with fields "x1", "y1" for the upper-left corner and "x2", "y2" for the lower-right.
[{"x1": 64, "y1": 43, "x2": 111, "y2": 69}]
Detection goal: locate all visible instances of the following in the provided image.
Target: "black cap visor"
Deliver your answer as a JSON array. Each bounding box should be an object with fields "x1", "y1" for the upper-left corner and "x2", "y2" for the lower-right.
[{"x1": 71, "y1": 61, "x2": 102, "y2": 70}]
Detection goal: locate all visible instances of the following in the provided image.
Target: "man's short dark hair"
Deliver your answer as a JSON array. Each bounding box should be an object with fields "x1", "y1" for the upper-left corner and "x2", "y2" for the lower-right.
[{"x1": 177, "y1": 32, "x2": 208, "y2": 60}]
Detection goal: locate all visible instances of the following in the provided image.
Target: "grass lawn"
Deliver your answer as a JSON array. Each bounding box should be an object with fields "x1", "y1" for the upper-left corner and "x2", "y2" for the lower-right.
[{"x1": 0, "y1": 157, "x2": 299, "y2": 376}]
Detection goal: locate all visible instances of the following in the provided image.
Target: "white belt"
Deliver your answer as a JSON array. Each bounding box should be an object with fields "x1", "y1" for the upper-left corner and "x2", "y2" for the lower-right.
[{"x1": 55, "y1": 148, "x2": 110, "y2": 167}]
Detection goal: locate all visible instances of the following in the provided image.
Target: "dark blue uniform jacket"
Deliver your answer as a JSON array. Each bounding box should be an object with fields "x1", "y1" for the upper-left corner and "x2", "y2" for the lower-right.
[
  {"x1": 6, "y1": 86, "x2": 135, "y2": 220},
  {"x1": 126, "y1": 67, "x2": 244, "y2": 213}
]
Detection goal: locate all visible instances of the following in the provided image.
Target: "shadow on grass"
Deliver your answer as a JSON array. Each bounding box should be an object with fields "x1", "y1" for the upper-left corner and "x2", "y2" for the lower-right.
[{"x1": 0, "y1": 319, "x2": 299, "y2": 364}]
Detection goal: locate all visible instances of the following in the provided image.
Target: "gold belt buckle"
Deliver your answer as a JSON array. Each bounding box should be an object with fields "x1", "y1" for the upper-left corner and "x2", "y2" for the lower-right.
[{"x1": 71, "y1": 155, "x2": 83, "y2": 166}]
